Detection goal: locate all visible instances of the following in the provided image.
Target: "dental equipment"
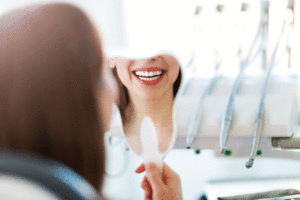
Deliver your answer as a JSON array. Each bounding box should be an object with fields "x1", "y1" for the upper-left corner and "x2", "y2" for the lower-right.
[
  {"x1": 219, "y1": 0, "x2": 269, "y2": 153},
  {"x1": 287, "y1": 2, "x2": 294, "y2": 70},
  {"x1": 259, "y1": 0, "x2": 269, "y2": 71},
  {"x1": 245, "y1": 99, "x2": 265, "y2": 168},
  {"x1": 186, "y1": 60, "x2": 222, "y2": 149},
  {"x1": 219, "y1": 63, "x2": 246, "y2": 153},
  {"x1": 174, "y1": 73, "x2": 298, "y2": 153},
  {"x1": 246, "y1": 2, "x2": 291, "y2": 168}
]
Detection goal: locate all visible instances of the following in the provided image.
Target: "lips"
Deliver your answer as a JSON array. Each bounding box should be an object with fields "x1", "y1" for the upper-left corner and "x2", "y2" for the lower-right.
[{"x1": 133, "y1": 67, "x2": 166, "y2": 86}]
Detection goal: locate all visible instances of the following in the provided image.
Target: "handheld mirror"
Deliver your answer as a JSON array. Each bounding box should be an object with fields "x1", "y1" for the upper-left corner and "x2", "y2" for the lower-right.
[{"x1": 108, "y1": 53, "x2": 183, "y2": 171}]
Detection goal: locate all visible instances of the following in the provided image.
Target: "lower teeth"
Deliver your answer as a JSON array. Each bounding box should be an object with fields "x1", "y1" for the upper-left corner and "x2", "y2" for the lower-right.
[{"x1": 139, "y1": 76, "x2": 159, "y2": 81}]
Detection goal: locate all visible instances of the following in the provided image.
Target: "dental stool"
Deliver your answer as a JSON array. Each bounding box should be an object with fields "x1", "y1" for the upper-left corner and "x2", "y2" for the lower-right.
[{"x1": 0, "y1": 151, "x2": 100, "y2": 200}]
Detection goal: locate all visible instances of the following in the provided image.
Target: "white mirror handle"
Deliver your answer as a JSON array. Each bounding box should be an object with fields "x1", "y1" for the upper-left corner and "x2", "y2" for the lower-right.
[{"x1": 140, "y1": 116, "x2": 164, "y2": 173}]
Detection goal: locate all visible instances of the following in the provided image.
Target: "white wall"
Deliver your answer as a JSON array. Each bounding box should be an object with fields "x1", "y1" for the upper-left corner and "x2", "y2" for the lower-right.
[{"x1": 0, "y1": 0, "x2": 125, "y2": 49}]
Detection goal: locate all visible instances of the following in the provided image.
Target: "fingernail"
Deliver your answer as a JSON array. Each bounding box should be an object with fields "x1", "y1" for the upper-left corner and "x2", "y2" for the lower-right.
[{"x1": 146, "y1": 163, "x2": 156, "y2": 171}]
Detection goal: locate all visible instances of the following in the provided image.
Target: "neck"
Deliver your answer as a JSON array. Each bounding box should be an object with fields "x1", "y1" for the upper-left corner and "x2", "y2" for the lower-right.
[{"x1": 125, "y1": 89, "x2": 174, "y2": 132}]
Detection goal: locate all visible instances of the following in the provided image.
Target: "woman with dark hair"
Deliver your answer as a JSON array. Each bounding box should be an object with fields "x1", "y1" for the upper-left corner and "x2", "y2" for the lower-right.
[{"x1": 0, "y1": 2, "x2": 182, "y2": 199}]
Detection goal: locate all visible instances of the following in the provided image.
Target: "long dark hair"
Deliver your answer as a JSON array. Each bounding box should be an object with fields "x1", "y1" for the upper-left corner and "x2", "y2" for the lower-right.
[
  {"x1": 0, "y1": 3, "x2": 106, "y2": 190},
  {"x1": 173, "y1": 68, "x2": 182, "y2": 98}
]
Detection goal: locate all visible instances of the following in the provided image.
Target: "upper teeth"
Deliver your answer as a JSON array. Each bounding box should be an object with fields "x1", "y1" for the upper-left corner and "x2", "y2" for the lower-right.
[{"x1": 135, "y1": 71, "x2": 163, "y2": 77}]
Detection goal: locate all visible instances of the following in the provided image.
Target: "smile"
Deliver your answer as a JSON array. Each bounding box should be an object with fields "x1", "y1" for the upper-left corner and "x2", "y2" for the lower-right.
[
  {"x1": 134, "y1": 70, "x2": 164, "y2": 80},
  {"x1": 133, "y1": 69, "x2": 166, "y2": 86}
]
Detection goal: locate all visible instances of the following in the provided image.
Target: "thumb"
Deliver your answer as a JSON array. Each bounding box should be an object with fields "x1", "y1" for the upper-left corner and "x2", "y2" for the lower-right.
[
  {"x1": 162, "y1": 162, "x2": 179, "y2": 186},
  {"x1": 145, "y1": 162, "x2": 164, "y2": 192}
]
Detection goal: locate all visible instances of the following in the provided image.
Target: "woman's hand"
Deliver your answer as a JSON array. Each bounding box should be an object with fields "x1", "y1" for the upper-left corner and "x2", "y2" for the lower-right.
[{"x1": 135, "y1": 162, "x2": 183, "y2": 200}]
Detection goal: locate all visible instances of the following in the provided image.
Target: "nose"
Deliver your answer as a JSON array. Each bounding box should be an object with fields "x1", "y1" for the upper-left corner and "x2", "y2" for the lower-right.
[
  {"x1": 135, "y1": 55, "x2": 160, "y2": 65},
  {"x1": 147, "y1": 55, "x2": 160, "y2": 62}
]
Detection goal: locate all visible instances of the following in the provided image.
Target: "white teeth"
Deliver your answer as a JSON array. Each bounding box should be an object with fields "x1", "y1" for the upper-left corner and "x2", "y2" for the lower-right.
[
  {"x1": 135, "y1": 71, "x2": 144, "y2": 76},
  {"x1": 155, "y1": 71, "x2": 163, "y2": 75},
  {"x1": 139, "y1": 76, "x2": 160, "y2": 81},
  {"x1": 135, "y1": 70, "x2": 163, "y2": 77}
]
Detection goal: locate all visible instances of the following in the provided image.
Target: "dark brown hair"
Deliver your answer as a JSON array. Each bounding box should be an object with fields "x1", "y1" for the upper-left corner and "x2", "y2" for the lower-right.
[
  {"x1": 0, "y1": 3, "x2": 105, "y2": 190},
  {"x1": 173, "y1": 68, "x2": 182, "y2": 98}
]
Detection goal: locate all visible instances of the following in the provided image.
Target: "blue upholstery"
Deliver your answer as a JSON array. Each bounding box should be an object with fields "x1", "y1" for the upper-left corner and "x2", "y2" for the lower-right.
[{"x1": 0, "y1": 151, "x2": 100, "y2": 200}]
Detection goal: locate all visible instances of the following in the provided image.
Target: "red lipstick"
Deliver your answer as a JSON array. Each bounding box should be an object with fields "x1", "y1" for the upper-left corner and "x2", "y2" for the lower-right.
[
  {"x1": 134, "y1": 73, "x2": 165, "y2": 86},
  {"x1": 133, "y1": 67, "x2": 164, "y2": 72},
  {"x1": 133, "y1": 67, "x2": 166, "y2": 86}
]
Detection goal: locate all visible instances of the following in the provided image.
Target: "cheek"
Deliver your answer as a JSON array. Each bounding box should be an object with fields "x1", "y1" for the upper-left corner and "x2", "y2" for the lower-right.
[
  {"x1": 116, "y1": 67, "x2": 131, "y2": 87},
  {"x1": 162, "y1": 55, "x2": 180, "y2": 67},
  {"x1": 161, "y1": 55, "x2": 180, "y2": 83},
  {"x1": 169, "y1": 66, "x2": 180, "y2": 84},
  {"x1": 115, "y1": 59, "x2": 134, "y2": 86}
]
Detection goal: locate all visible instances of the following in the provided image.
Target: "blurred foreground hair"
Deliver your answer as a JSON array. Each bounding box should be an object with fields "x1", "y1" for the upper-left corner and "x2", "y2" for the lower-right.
[{"x1": 0, "y1": 3, "x2": 105, "y2": 190}]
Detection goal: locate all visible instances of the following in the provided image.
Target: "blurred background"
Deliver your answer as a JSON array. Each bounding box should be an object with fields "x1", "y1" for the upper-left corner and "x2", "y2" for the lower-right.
[{"x1": 2, "y1": 0, "x2": 300, "y2": 199}]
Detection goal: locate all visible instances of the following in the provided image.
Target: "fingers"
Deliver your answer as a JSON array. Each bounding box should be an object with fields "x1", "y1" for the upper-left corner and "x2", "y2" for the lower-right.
[
  {"x1": 145, "y1": 162, "x2": 164, "y2": 191},
  {"x1": 141, "y1": 176, "x2": 148, "y2": 190},
  {"x1": 136, "y1": 162, "x2": 179, "y2": 183},
  {"x1": 162, "y1": 163, "x2": 181, "y2": 187},
  {"x1": 139, "y1": 162, "x2": 182, "y2": 200},
  {"x1": 162, "y1": 162, "x2": 173, "y2": 180},
  {"x1": 144, "y1": 193, "x2": 151, "y2": 200},
  {"x1": 135, "y1": 163, "x2": 145, "y2": 173},
  {"x1": 141, "y1": 176, "x2": 152, "y2": 199}
]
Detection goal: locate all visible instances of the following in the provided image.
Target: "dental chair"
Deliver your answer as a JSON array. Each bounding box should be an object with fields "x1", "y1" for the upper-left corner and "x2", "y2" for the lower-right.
[{"x1": 0, "y1": 151, "x2": 100, "y2": 200}]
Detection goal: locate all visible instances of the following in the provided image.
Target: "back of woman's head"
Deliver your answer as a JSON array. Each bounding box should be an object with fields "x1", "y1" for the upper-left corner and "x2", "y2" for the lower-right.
[{"x1": 0, "y1": 3, "x2": 105, "y2": 189}]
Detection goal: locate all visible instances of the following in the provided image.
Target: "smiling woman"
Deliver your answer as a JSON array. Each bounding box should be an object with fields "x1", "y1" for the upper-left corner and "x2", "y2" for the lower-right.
[{"x1": 108, "y1": 55, "x2": 181, "y2": 155}]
